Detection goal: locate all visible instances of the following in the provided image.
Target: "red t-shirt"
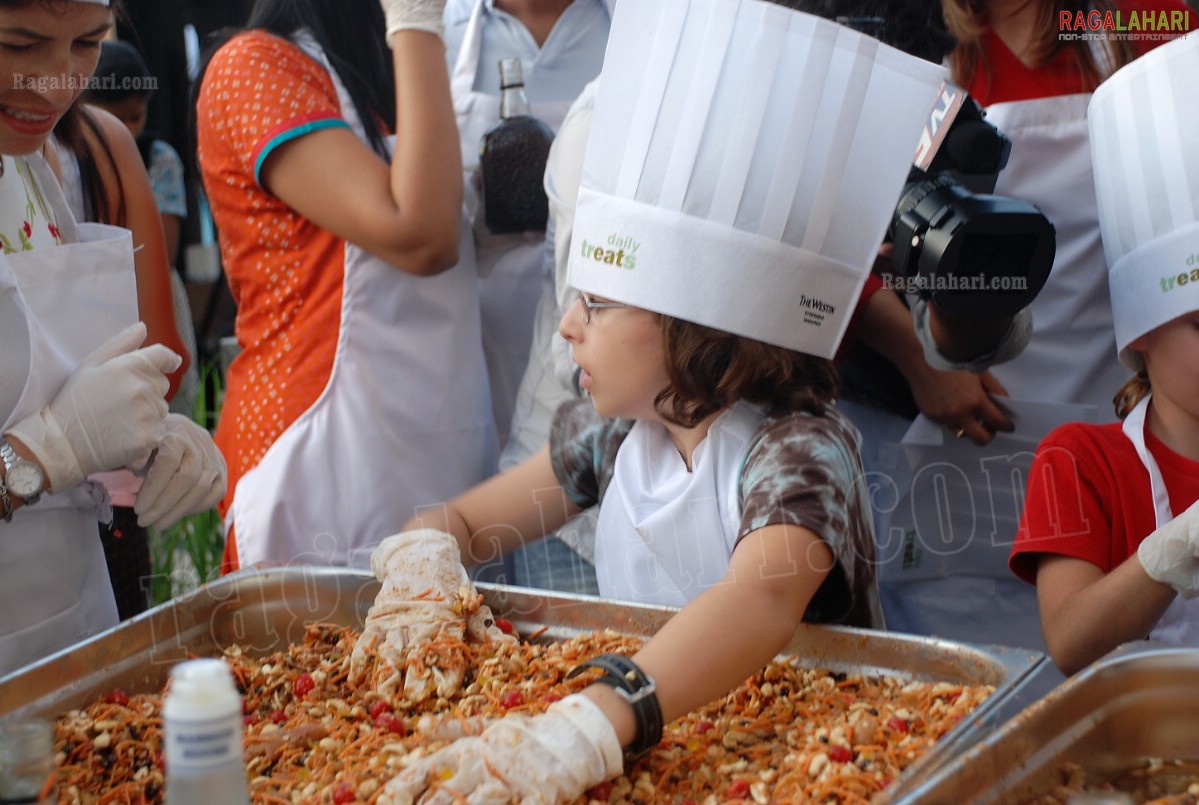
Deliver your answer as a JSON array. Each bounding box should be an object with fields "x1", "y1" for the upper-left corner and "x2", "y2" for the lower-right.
[
  {"x1": 1011, "y1": 419, "x2": 1199, "y2": 585},
  {"x1": 965, "y1": 0, "x2": 1195, "y2": 105}
]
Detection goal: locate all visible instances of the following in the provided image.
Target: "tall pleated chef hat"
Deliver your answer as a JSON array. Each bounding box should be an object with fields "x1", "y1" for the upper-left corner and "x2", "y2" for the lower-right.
[
  {"x1": 1090, "y1": 32, "x2": 1199, "y2": 371},
  {"x1": 567, "y1": 0, "x2": 946, "y2": 358}
]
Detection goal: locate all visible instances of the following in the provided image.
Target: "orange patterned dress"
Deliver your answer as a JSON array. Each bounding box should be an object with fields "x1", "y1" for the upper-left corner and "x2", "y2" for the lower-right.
[{"x1": 196, "y1": 31, "x2": 356, "y2": 571}]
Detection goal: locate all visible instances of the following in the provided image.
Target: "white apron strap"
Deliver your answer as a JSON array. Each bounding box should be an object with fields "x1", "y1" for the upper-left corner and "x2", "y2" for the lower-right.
[{"x1": 1123, "y1": 395, "x2": 1199, "y2": 644}]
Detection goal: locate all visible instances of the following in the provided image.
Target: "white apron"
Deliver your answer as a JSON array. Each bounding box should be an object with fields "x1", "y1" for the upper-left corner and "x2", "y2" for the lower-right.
[
  {"x1": 859, "y1": 94, "x2": 1128, "y2": 650},
  {"x1": 451, "y1": 0, "x2": 579, "y2": 448},
  {"x1": 1123, "y1": 396, "x2": 1199, "y2": 644},
  {"x1": 0, "y1": 155, "x2": 137, "y2": 675},
  {"x1": 228, "y1": 45, "x2": 496, "y2": 570},
  {"x1": 595, "y1": 402, "x2": 764, "y2": 606}
]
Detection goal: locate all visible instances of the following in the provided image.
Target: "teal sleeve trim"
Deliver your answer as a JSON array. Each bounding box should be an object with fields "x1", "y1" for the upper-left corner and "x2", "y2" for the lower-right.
[{"x1": 253, "y1": 118, "x2": 351, "y2": 187}]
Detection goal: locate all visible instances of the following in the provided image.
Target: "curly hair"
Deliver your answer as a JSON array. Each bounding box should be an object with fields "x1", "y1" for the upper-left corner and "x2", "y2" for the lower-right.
[{"x1": 654, "y1": 317, "x2": 839, "y2": 428}]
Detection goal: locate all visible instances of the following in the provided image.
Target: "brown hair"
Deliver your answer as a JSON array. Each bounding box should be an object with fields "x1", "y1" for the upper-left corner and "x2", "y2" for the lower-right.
[
  {"x1": 654, "y1": 316, "x2": 839, "y2": 428},
  {"x1": 1113, "y1": 369, "x2": 1151, "y2": 419},
  {"x1": 943, "y1": 0, "x2": 1135, "y2": 94}
]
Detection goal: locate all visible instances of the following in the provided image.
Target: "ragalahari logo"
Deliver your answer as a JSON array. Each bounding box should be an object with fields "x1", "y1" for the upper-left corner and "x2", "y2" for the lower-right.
[{"x1": 1059, "y1": 8, "x2": 1191, "y2": 40}]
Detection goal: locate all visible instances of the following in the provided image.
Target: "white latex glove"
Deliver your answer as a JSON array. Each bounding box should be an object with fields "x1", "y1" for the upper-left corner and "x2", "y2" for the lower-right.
[
  {"x1": 350, "y1": 529, "x2": 513, "y2": 701},
  {"x1": 379, "y1": 694, "x2": 622, "y2": 805},
  {"x1": 1138, "y1": 499, "x2": 1199, "y2": 598},
  {"x1": 380, "y1": 0, "x2": 446, "y2": 43},
  {"x1": 133, "y1": 413, "x2": 227, "y2": 529},
  {"x1": 6, "y1": 322, "x2": 177, "y2": 494}
]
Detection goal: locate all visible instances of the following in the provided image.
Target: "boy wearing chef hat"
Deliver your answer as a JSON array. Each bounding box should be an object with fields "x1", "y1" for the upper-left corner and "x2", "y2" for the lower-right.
[
  {"x1": 1011, "y1": 32, "x2": 1199, "y2": 676},
  {"x1": 357, "y1": 0, "x2": 944, "y2": 799}
]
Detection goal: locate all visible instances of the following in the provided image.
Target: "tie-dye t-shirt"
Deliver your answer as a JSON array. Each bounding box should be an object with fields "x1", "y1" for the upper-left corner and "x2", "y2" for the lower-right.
[{"x1": 549, "y1": 398, "x2": 883, "y2": 629}]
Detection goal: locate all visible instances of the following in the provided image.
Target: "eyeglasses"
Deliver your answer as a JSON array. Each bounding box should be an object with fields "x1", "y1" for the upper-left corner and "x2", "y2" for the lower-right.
[{"x1": 576, "y1": 291, "x2": 631, "y2": 324}]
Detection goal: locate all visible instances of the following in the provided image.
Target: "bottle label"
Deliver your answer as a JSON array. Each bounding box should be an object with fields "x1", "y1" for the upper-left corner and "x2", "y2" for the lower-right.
[{"x1": 165, "y1": 715, "x2": 242, "y2": 771}]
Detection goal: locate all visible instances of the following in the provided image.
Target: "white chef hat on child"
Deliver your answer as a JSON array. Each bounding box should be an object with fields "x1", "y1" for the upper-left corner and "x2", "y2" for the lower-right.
[
  {"x1": 566, "y1": 0, "x2": 945, "y2": 358},
  {"x1": 73, "y1": 0, "x2": 111, "y2": 4},
  {"x1": 1090, "y1": 33, "x2": 1199, "y2": 371}
]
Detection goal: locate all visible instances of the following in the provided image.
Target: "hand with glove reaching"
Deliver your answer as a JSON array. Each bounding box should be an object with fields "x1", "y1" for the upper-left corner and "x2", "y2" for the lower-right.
[
  {"x1": 1138, "y1": 498, "x2": 1199, "y2": 598},
  {"x1": 6, "y1": 322, "x2": 177, "y2": 495},
  {"x1": 133, "y1": 413, "x2": 227, "y2": 529},
  {"x1": 378, "y1": 693, "x2": 622, "y2": 805},
  {"x1": 379, "y1": 0, "x2": 447, "y2": 43},
  {"x1": 350, "y1": 529, "x2": 513, "y2": 701}
]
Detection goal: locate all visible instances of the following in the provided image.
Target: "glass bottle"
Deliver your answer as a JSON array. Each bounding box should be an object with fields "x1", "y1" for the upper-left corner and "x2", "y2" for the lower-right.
[
  {"x1": 163, "y1": 659, "x2": 251, "y2": 805},
  {"x1": 0, "y1": 718, "x2": 57, "y2": 804},
  {"x1": 479, "y1": 57, "x2": 555, "y2": 234}
]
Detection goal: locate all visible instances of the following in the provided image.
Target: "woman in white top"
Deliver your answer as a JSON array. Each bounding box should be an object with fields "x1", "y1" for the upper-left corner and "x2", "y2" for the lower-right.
[{"x1": 0, "y1": 0, "x2": 225, "y2": 676}]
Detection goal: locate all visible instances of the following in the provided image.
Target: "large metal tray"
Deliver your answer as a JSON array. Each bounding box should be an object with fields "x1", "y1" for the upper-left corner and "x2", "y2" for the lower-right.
[
  {"x1": 0, "y1": 567, "x2": 1043, "y2": 800},
  {"x1": 893, "y1": 646, "x2": 1199, "y2": 804}
]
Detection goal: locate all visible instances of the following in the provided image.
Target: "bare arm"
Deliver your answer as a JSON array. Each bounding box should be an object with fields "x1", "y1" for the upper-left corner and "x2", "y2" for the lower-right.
[
  {"x1": 260, "y1": 31, "x2": 463, "y2": 275},
  {"x1": 85, "y1": 107, "x2": 190, "y2": 398},
  {"x1": 403, "y1": 444, "x2": 582, "y2": 567},
  {"x1": 1035, "y1": 553, "x2": 1175, "y2": 675},
  {"x1": 855, "y1": 287, "x2": 1013, "y2": 444},
  {"x1": 584, "y1": 524, "x2": 833, "y2": 747}
]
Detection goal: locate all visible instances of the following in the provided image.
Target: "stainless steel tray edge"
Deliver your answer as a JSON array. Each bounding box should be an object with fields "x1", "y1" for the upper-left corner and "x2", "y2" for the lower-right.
[
  {"x1": 0, "y1": 566, "x2": 1044, "y2": 802},
  {"x1": 889, "y1": 646, "x2": 1199, "y2": 805}
]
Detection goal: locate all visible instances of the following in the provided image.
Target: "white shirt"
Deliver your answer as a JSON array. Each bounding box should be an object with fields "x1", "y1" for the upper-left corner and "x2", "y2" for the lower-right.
[{"x1": 443, "y1": 0, "x2": 612, "y2": 102}]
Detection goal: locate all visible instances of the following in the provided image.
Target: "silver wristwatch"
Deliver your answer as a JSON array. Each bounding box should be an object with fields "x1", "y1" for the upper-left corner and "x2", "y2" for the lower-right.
[{"x1": 0, "y1": 438, "x2": 45, "y2": 512}]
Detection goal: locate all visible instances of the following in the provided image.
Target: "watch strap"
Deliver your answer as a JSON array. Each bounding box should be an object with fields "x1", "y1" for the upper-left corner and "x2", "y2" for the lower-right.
[{"x1": 567, "y1": 653, "x2": 662, "y2": 757}]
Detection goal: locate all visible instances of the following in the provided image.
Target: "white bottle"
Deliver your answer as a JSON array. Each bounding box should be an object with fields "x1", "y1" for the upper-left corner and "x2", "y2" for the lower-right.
[{"x1": 163, "y1": 659, "x2": 251, "y2": 805}]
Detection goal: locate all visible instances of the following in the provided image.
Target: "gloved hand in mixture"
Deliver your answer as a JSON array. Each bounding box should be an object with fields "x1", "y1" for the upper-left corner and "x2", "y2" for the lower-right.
[
  {"x1": 379, "y1": 0, "x2": 446, "y2": 43},
  {"x1": 378, "y1": 693, "x2": 622, "y2": 805},
  {"x1": 133, "y1": 413, "x2": 227, "y2": 529},
  {"x1": 1138, "y1": 498, "x2": 1199, "y2": 597},
  {"x1": 350, "y1": 529, "x2": 513, "y2": 701},
  {"x1": 6, "y1": 322, "x2": 177, "y2": 495}
]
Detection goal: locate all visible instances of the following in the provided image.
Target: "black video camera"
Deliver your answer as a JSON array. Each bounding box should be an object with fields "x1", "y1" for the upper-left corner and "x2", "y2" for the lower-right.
[{"x1": 889, "y1": 83, "x2": 1056, "y2": 318}]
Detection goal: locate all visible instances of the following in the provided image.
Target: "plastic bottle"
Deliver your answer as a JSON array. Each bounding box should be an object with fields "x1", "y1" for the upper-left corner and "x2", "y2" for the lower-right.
[
  {"x1": 163, "y1": 658, "x2": 251, "y2": 805},
  {"x1": 0, "y1": 717, "x2": 56, "y2": 804},
  {"x1": 479, "y1": 57, "x2": 555, "y2": 234}
]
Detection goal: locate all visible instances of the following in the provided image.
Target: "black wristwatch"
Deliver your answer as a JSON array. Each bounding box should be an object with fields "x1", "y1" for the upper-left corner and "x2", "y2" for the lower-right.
[{"x1": 567, "y1": 653, "x2": 663, "y2": 757}]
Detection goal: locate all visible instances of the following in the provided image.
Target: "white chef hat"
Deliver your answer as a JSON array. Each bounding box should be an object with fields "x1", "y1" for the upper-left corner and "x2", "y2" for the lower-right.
[
  {"x1": 567, "y1": 0, "x2": 946, "y2": 358},
  {"x1": 73, "y1": 0, "x2": 111, "y2": 4},
  {"x1": 1090, "y1": 32, "x2": 1199, "y2": 370}
]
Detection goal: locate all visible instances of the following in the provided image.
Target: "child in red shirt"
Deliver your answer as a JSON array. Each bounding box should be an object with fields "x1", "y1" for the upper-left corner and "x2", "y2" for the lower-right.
[{"x1": 1011, "y1": 32, "x2": 1199, "y2": 675}]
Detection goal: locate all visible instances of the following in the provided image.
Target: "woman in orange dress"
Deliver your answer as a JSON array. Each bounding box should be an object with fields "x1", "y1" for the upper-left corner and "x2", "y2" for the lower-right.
[{"x1": 196, "y1": 0, "x2": 496, "y2": 572}]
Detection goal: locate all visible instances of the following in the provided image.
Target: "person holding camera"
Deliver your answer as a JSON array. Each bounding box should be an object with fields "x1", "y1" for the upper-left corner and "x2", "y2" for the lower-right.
[
  {"x1": 1011, "y1": 33, "x2": 1199, "y2": 675},
  {"x1": 837, "y1": 0, "x2": 1192, "y2": 654}
]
